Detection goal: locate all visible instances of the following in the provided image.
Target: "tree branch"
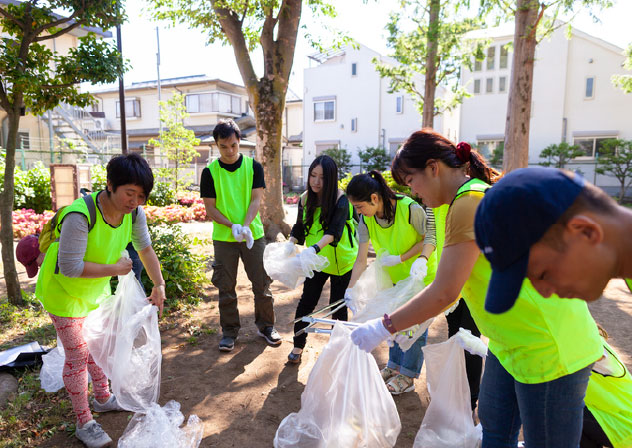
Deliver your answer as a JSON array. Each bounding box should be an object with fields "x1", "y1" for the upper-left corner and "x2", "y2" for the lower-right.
[
  {"x1": 240, "y1": 0, "x2": 249, "y2": 24},
  {"x1": 41, "y1": 82, "x2": 78, "y2": 89},
  {"x1": 34, "y1": 21, "x2": 82, "y2": 42},
  {"x1": 261, "y1": 8, "x2": 277, "y2": 77},
  {"x1": 275, "y1": 0, "x2": 301, "y2": 80},
  {"x1": 34, "y1": 8, "x2": 81, "y2": 35},
  {"x1": 0, "y1": 6, "x2": 25, "y2": 29},
  {"x1": 527, "y1": 3, "x2": 547, "y2": 41}
]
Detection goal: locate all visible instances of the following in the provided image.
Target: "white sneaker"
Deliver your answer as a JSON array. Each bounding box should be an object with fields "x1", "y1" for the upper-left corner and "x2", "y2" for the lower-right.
[
  {"x1": 92, "y1": 394, "x2": 125, "y2": 413},
  {"x1": 75, "y1": 420, "x2": 112, "y2": 448}
]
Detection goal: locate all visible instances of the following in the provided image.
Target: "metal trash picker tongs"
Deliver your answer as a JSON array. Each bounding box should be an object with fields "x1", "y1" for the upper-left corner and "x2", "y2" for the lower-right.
[{"x1": 293, "y1": 299, "x2": 360, "y2": 337}]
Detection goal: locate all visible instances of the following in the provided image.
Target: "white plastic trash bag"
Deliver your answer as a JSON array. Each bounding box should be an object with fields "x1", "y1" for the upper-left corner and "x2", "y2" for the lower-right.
[
  {"x1": 264, "y1": 242, "x2": 329, "y2": 289},
  {"x1": 346, "y1": 255, "x2": 392, "y2": 316},
  {"x1": 413, "y1": 329, "x2": 486, "y2": 448},
  {"x1": 39, "y1": 338, "x2": 65, "y2": 393},
  {"x1": 83, "y1": 271, "x2": 162, "y2": 412},
  {"x1": 118, "y1": 400, "x2": 203, "y2": 448},
  {"x1": 274, "y1": 323, "x2": 401, "y2": 448}
]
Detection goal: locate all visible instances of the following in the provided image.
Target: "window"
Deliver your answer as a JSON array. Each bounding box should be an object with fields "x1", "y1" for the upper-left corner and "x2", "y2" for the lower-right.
[
  {"x1": 473, "y1": 58, "x2": 482, "y2": 72},
  {"x1": 486, "y1": 78, "x2": 494, "y2": 93},
  {"x1": 185, "y1": 92, "x2": 242, "y2": 114},
  {"x1": 17, "y1": 131, "x2": 29, "y2": 149},
  {"x1": 477, "y1": 139, "x2": 503, "y2": 160},
  {"x1": 585, "y1": 77, "x2": 595, "y2": 99},
  {"x1": 116, "y1": 98, "x2": 141, "y2": 118},
  {"x1": 351, "y1": 118, "x2": 357, "y2": 132},
  {"x1": 500, "y1": 45, "x2": 509, "y2": 69},
  {"x1": 486, "y1": 46, "x2": 495, "y2": 70},
  {"x1": 473, "y1": 79, "x2": 481, "y2": 94},
  {"x1": 574, "y1": 136, "x2": 615, "y2": 158},
  {"x1": 315, "y1": 142, "x2": 339, "y2": 155},
  {"x1": 396, "y1": 96, "x2": 404, "y2": 114},
  {"x1": 314, "y1": 99, "x2": 335, "y2": 121},
  {"x1": 351, "y1": 63, "x2": 357, "y2": 76},
  {"x1": 499, "y1": 76, "x2": 507, "y2": 93}
]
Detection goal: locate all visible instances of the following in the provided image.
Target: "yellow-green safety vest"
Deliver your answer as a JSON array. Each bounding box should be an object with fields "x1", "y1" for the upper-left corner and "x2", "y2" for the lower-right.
[
  {"x1": 425, "y1": 204, "x2": 448, "y2": 284},
  {"x1": 364, "y1": 195, "x2": 435, "y2": 285},
  {"x1": 35, "y1": 192, "x2": 132, "y2": 318},
  {"x1": 585, "y1": 340, "x2": 632, "y2": 448},
  {"x1": 453, "y1": 178, "x2": 603, "y2": 383},
  {"x1": 208, "y1": 155, "x2": 264, "y2": 242},
  {"x1": 302, "y1": 192, "x2": 358, "y2": 276}
]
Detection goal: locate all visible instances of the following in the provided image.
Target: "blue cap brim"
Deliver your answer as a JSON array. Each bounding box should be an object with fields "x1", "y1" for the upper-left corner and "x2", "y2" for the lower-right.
[{"x1": 484, "y1": 252, "x2": 529, "y2": 314}]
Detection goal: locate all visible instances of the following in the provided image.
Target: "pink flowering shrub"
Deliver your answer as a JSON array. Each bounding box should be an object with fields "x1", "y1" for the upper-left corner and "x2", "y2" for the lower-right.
[
  {"x1": 177, "y1": 191, "x2": 204, "y2": 207},
  {"x1": 284, "y1": 194, "x2": 300, "y2": 205},
  {"x1": 10, "y1": 209, "x2": 55, "y2": 239}
]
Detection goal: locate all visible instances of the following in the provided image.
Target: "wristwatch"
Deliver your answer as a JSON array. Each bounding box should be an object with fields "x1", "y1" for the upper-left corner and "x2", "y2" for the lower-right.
[{"x1": 311, "y1": 244, "x2": 321, "y2": 254}]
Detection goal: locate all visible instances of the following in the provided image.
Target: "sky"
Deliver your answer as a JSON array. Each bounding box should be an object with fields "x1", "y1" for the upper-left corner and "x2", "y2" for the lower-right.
[{"x1": 88, "y1": 0, "x2": 632, "y2": 97}]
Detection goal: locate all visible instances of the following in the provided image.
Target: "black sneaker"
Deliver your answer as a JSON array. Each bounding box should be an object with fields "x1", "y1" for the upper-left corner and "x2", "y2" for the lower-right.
[
  {"x1": 257, "y1": 326, "x2": 282, "y2": 346},
  {"x1": 219, "y1": 336, "x2": 236, "y2": 352}
]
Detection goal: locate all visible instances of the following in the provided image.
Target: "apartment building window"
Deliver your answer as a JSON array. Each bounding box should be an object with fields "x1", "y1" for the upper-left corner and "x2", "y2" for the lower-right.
[
  {"x1": 473, "y1": 79, "x2": 481, "y2": 94},
  {"x1": 574, "y1": 136, "x2": 615, "y2": 158},
  {"x1": 499, "y1": 76, "x2": 507, "y2": 93},
  {"x1": 585, "y1": 77, "x2": 595, "y2": 99},
  {"x1": 486, "y1": 46, "x2": 495, "y2": 70},
  {"x1": 314, "y1": 98, "x2": 336, "y2": 121},
  {"x1": 473, "y1": 58, "x2": 482, "y2": 72},
  {"x1": 351, "y1": 117, "x2": 358, "y2": 132},
  {"x1": 500, "y1": 45, "x2": 509, "y2": 69},
  {"x1": 477, "y1": 139, "x2": 503, "y2": 160},
  {"x1": 17, "y1": 131, "x2": 30, "y2": 149},
  {"x1": 315, "y1": 141, "x2": 339, "y2": 155},
  {"x1": 486, "y1": 78, "x2": 494, "y2": 94},
  {"x1": 396, "y1": 96, "x2": 404, "y2": 114},
  {"x1": 116, "y1": 98, "x2": 141, "y2": 118},
  {"x1": 185, "y1": 92, "x2": 242, "y2": 114},
  {"x1": 351, "y1": 63, "x2": 357, "y2": 76}
]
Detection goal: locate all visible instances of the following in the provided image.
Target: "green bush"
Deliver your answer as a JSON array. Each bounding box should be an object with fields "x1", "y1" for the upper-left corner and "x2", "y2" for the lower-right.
[
  {"x1": 141, "y1": 223, "x2": 207, "y2": 309},
  {"x1": 90, "y1": 165, "x2": 107, "y2": 192},
  {"x1": 148, "y1": 181, "x2": 177, "y2": 206},
  {"x1": 322, "y1": 147, "x2": 352, "y2": 176},
  {"x1": 358, "y1": 146, "x2": 391, "y2": 172},
  {"x1": 13, "y1": 162, "x2": 51, "y2": 213}
]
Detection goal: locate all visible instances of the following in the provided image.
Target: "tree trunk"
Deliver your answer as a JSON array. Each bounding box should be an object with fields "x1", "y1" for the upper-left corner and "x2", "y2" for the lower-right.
[
  {"x1": 503, "y1": 0, "x2": 541, "y2": 172},
  {"x1": 1, "y1": 111, "x2": 24, "y2": 305},
  {"x1": 254, "y1": 81, "x2": 291, "y2": 241},
  {"x1": 422, "y1": 0, "x2": 441, "y2": 129},
  {"x1": 619, "y1": 183, "x2": 625, "y2": 204}
]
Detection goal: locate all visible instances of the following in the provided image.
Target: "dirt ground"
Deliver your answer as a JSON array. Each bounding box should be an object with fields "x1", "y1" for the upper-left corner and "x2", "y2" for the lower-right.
[{"x1": 3, "y1": 219, "x2": 632, "y2": 448}]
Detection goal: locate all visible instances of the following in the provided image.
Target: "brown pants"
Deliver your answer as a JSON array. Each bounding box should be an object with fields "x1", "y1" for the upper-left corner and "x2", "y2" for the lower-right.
[{"x1": 212, "y1": 238, "x2": 275, "y2": 338}]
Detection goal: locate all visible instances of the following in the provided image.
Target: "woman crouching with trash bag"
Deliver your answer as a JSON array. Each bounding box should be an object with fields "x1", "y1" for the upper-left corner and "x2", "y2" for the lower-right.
[
  {"x1": 345, "y1": 170, "x2": 436, "y2": 395},
  {"x1": 35, "y1": 153, "x2": 166, "y2": 448},
  {"x1": 286, "y1": 155, "x2": 359, "y2": 364}
]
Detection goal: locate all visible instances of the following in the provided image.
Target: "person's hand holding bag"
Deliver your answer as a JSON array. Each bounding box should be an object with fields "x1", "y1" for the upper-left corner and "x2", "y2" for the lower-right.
[{"x1": 350, "y1": 317, "x2": 391, "y2": 352}]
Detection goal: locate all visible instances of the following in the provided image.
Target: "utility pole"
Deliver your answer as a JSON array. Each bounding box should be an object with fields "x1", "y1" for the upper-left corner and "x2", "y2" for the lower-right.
[{"x1": 116, "y1": 1, "x2": 127, "y2": 154}]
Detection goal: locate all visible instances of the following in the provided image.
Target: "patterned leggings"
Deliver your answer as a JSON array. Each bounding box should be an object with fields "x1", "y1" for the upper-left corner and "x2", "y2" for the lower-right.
[{"x1": 49, "y1": 313, "x2": 110, "y2": 425}]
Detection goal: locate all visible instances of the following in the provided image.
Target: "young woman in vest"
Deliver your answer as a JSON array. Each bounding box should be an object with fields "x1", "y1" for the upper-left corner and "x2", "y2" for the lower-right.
[
  {"x1": 35, "y1": 154, "x2": 165, "y2": 448},
  {"x1": 350, "y1": 130, "x2": 604, "y2": 447},
  {"x1": 345, "y1": 170, "x2": 436, "y2": 395},
  {"x1": 286, "y1": 155, "x2": 359, "y2": 364}
]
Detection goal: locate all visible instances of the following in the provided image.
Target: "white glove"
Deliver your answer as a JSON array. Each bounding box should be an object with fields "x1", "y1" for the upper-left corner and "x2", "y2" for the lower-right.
[
  {"x1": 388, "y1": 332, "x2": 413, "y2": 348},
  {"x1": 380, "y1": 254, "x2": 402, "y2": 267},
  {"x1": 344, "y1": 288, "x2": 356, "y2": 314},
  {"x1": 350, "y1": 317, "x2": 391, "y2": 352},
  {"x1": 241, "y1": 226, "x2": 254, "y2": 249},
  {"x1": 410, "y1": 257, "x2": 428, "y2": 278},
  {"x1": 231, "y1": 224, "x2": 244, "y2": 242},
  {"x1": 282, "y1": 241, "x2": 296, "y2": 257},
  {"x1": 298, "y1": 246, "x2": 317, "y2": 264}
]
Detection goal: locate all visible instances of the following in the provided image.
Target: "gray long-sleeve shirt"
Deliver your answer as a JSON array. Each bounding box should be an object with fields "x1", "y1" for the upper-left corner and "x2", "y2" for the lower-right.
[{"x1": 57, "y1": 194, "x2": 151, "y2": 278}]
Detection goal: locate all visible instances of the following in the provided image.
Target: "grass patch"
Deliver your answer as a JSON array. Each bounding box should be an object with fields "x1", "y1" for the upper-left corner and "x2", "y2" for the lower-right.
[{"x1": 0, "y1": 292, "x2": 56, "y2": 351}]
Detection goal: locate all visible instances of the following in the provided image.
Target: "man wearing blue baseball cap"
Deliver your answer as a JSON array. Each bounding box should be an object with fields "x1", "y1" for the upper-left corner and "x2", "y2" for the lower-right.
[{"x1": 475, "y1": 167, "x2": 632, "y2": 314}]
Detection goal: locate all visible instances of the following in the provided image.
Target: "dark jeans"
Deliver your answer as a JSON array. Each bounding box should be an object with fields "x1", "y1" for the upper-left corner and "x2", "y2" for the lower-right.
[
  {"x1": 212, "y1": 238, "x2": 274, "y2": 338},
  {"x1": 580, "y1": 407, "x2": 613, "y2": 448},
  {"x1": 479, "y1": 350, "x2": 593, "y2": 448},
  {"x1": 293, "y1": 270, "x2": 351, "y2": 349},
  {"x1": 446, "y1": 299, "x2": 483, "y2": 411}
]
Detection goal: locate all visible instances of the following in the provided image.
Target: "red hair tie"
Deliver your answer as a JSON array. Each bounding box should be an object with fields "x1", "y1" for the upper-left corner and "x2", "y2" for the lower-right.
[{"x1": 455, "y1": 142, "x2": 471, "y2": 163}]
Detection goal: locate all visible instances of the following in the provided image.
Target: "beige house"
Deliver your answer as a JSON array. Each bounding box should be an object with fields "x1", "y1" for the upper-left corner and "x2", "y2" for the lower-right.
[
  {"x1": 282, "y1": 88, "x2": 304, "y2": 190},
  {"x1": 0, "y1": 0, "x2": 114, "y2": 169}
]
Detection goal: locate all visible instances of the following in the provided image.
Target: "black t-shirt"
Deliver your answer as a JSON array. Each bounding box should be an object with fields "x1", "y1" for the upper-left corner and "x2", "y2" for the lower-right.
[
  {"x1": 200, "y1": 154, "x2": 265, "y2": 198},
  {"x1": 290, "y1": 194, "x2": 355, "y2": 245}
]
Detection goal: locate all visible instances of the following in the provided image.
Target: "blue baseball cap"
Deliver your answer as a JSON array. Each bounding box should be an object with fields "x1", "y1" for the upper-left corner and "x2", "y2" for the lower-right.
[{"x1": 474, "y1": 167, "x2": 585, "y2": 314}]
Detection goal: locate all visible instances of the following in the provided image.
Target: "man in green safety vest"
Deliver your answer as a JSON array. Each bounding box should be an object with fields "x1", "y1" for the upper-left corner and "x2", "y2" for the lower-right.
[
  {"x1": 201, "y1": 119, "x2": 281, "y2": 352},
  {"x1": 474, "y1": 167, "x2": 632, "y2": 313}
]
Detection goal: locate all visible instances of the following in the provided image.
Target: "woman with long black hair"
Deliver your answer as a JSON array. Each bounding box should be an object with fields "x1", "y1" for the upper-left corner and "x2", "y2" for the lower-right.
[
  {"x1": 286, "y1": 155, "x2": 358, "y2": 363},
  {"x1": 345, "y1": 170, "x2": 436, "y2": 394}
]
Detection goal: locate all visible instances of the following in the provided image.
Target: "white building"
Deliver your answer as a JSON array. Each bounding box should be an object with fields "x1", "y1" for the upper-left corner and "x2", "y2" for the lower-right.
[
  {"x1": 302, "y1": 44, "x2": 455, "y2": 180},
  {"x1": 459, "y1": 23, "x2": 632, "y2": 193}
]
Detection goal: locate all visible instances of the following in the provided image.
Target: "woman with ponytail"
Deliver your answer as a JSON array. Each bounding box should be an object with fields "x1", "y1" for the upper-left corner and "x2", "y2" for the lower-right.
[
  {"x1": 345, "y1": 170, "x2": 436, "y2": 394},
  {"x1": 286, "y1": 155, "x2": 358, "y2": 364},
  {"x1": 350, "y1": 129, "x2": 605, "y2": 447}
]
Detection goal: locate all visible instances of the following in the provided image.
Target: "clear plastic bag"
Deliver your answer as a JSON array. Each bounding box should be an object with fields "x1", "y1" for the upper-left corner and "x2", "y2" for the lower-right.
[
  {"x1": 263, "y1": 242, "x2": 329, "y2": 289},
  {"x1": 346, "y1": 255, "x2": 393, "y2": 316},
  {"x1": 413, "y1": 329, "x2": 485, "y2": 448},
  {"x1": 83, "y1": 271, "x2": 162, "y2": 412},
  {"x1": 39, "y1": 338, "x2": 65, "y2": 393},
  {"x1": 118, "y1": 400, "x2": 203, "y2": 448},
  {"x1": 274, "y1": 323, "x2": 401, "y2": 448}
]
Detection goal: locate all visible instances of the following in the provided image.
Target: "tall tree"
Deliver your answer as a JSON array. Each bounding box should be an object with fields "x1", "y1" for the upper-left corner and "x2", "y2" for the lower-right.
[
  {"x1": 595, "y1": 139, "x2": 632, "y2": 204},
  {"x1": 0, "y1": 1, "x2": 126, "y2": 305},
  {"x1": 374, "y1": 0, "x2": 486, "y2": 128},
  {"x1": 612, "y1": 43, "x2": 632, "y2": 94},
  {"x1": 480, "y1": 0, "x2": 612, "y2": 172},
  {"x1": 538, "y1": 141, "x2": 583, "y2": 169},
  {"x1": 148, "y1": 0, "x2": 338, "y2": 239}
]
